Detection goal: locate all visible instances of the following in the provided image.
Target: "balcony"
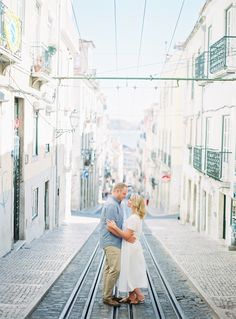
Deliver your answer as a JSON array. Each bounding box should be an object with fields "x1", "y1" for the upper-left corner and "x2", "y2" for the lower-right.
[
  {"x1": 192, "y1": 147, "x2": 231, "y2": 182},
  {"x1": 0, "y1": 1, "x2": 22, "y2": 73},
  {"x1": 31, "y1": 44, "x2": 55, "y2": 88},
  {"x1": 193, "y1": 146, "x2": 203, "y2": 172},
  {"x1": 206, "y1": 149, "x2": 231, "y2": 181},
  {"x1": 210, "y1": 36, "x2": 236, "y2": 75},
  {"x1": 195, "y1": 52, "x2": 207, "y2": 79}
]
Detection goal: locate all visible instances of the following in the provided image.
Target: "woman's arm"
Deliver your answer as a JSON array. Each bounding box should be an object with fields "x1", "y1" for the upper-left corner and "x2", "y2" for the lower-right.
[{"x1": 107, "y1": 220, "x2": 135, "y2": 242}]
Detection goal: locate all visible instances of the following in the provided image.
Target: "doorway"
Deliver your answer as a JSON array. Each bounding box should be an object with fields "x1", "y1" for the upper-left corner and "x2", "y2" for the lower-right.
[
  {"x1": 223, "y1": 194, "x2": 226, "y2": 239},
  {"x1": 44, "y1": 181, "x2": 49, "y2": 230},
  {"x1": 13, "y1": 98, "x2": 24, "y2": 241}
]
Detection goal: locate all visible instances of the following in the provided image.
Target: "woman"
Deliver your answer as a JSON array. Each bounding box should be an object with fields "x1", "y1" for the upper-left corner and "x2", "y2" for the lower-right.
[{"x1": 107, "y1": 194, "x2": 147, "y2": 304}]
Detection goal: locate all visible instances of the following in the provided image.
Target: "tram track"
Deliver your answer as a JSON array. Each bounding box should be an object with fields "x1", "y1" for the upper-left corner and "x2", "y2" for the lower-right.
[
  {"x1": 56, "y1": 235, "x2": 185, "y2": 319},
  {"x1": 143, "y1": 234, "x2": 186, "y2": 319},
  {"x1": 28, "y1": 225, "x2": 215, "y2": 319},
  {"x1": 58, "y1": 242, "x2": 104, "y2": 319}
]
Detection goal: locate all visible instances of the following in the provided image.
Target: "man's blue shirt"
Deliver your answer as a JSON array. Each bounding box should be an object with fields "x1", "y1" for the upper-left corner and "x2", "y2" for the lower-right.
[{"x1": 100, "y1": 195, "x2": 124, "y2": 249}]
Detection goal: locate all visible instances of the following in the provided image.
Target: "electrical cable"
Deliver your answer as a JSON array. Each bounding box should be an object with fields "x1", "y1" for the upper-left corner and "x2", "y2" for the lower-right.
[
  {"x1": 156, "y1": 0, "x2": 186, "y2": 77},
  {"x1": 114, "y1": 0, "x2": 118, "y2": 73},
  {"x1": 167, "y1": 0, "x2": 186, "y2": 56},
  {"x1": 70, "y1": 0, "x2": 88, "y2": 69},
  {"x1": 137, "y1": 0, "x2": 147, "y2": 73}
]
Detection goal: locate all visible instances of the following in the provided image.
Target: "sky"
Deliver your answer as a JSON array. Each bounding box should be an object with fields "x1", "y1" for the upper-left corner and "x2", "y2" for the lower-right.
[{"x1": 73, "y1": 0, "x2": 206, "y2": 123}]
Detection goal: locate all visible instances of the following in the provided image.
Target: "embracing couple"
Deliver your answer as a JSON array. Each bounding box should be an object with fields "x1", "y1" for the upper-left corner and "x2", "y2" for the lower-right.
[{"x1": 99, "y1": 183, "x2": 147, "y2": 307}]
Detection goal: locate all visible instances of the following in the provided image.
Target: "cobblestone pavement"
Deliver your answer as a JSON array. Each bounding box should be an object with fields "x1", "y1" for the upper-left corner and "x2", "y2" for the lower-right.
[
  {"x1": 146, "y1": 209, "x2": 236, "y2": 319},
  {"x1": 0, "y1": 215, "x2": 99, "y2": 319}
]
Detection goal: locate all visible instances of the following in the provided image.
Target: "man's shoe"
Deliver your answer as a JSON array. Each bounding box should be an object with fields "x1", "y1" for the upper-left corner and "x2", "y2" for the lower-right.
[
  {"x1": 112, "y1": 295, "x2": 123, "y2": 302},
  {"x1": 103, "y1": 298, "x2": 121, "y2": 307}
]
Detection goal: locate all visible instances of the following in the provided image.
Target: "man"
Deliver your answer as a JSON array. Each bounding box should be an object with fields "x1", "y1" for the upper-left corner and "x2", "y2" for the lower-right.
[{"x1": 100, "y1": 183, "x2": 135, "y2": 307}]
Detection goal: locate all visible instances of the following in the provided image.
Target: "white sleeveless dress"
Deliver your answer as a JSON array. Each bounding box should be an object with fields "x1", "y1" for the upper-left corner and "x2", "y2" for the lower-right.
[{"x1": 118, "y1": 214, "x2": 147, "y2": 292}]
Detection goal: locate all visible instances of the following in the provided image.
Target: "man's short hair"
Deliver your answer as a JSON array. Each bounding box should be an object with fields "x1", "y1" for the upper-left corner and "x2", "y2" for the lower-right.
[{"x1": 113, "y1": 183, "x2": 128, "y2": 191}]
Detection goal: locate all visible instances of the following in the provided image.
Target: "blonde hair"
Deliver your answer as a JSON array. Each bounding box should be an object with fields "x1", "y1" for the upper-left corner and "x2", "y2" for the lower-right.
[
  {"x1": 130, "y1": 194, "x2": 146, "y2": 219},
  {"x1": 112, "y1": 183, "x2": 128, "y2": 191}
]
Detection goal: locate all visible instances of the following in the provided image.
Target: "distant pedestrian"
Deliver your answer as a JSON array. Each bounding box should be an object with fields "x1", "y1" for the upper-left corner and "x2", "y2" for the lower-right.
[
  {"x1": 145, "y1": 192, "x2": 150, "y2": 206},
  {"x1": 100, "y1": 183, "x2": 135, "y2": 307}
]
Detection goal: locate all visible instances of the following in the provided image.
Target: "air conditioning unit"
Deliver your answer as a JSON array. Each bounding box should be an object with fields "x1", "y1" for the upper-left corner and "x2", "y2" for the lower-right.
[{"x1": 33, "y1": 101, "x2": 44, "y2": 111}]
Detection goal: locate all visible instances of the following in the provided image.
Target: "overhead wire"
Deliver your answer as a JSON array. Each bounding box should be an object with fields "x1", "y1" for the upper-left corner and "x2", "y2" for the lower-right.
[
  {"x1": 167, "y1": 0, "x2": 186, "y2": 57},
  {"x1": 70, "y1": 0, "x2": 89, "y2": 71},
  {"x1": 137, "y1": 0, "x2": 147, "y2": 73},
  {"x1": 156, "y1": 0, "x2": 186, "y2": 77},
  {"x1": 113, "y1": 0, "x2": 118, "y2": 73}
]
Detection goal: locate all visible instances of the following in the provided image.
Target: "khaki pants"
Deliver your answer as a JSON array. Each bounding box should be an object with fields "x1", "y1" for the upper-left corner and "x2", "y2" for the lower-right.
[{"x1": 103, "y1": 246, "x2": 121, "y2": 300}]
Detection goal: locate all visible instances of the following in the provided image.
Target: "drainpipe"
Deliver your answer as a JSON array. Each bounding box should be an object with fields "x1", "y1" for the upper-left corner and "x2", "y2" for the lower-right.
[
  {"x1": 54, "y1": 0, "x2": 62, "y2": 227},
  {"x1": 197, "y1": 85, "x2": 204, "y2": 232}
]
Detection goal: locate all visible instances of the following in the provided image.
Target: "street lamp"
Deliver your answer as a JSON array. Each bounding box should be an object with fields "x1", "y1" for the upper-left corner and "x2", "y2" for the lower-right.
[
  {"x1": 70, "y1": 109, "x2": 80, "y2": 129},
  {"x1": 55, "y1": 109, "x2": 80, "y2": 138}
]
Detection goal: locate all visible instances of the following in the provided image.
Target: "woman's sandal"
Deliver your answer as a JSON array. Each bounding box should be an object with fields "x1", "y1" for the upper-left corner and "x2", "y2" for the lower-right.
[
  {"x1": 130, "y1": 297, "x2": 145, "y2": 305},
  {"x1": 119, "y1": 296, "x2": 132, "y2": 304}
]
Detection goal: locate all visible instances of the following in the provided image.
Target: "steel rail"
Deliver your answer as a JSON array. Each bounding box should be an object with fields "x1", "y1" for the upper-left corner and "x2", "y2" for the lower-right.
[
  {"x1": 58, "y1": 242, "x2": 101, "y2": 319},
  {"x1": 81, "y1": 254, "x2": 105, "y2": 319},
  {"x1": 143, "y1": 235, "x2": 187, "y2": 319},
  {"x1": 146, "y1": 267, "x2": 165, "y2": 319}
]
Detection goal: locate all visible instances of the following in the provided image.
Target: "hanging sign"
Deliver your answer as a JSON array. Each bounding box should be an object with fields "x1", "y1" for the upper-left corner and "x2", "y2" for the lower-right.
[{"x1": 161, "y1": 174, "x2": 171, "y2": 182}]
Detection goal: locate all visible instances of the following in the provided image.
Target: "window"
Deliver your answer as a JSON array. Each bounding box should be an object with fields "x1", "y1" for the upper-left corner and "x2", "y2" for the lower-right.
[
  {"x1": 205, "y1": 117, "x2": 212, "y2": 148},
  {"x1": 17, "y1": 0, "x2": 25, "y2": 34},
  {"x1": 207, "y1": 26, "x2": 212, "y2": 75},
  {"x1": 33, "y1": 111, "x2": 39, "y2": 156},
  {"x1": 35, "y1": 2, "x2": 41, "y2": 43},
  {"x1": 32, "y1": 187, "x2": 39, "y2": 219},
  {"x1": 47, "y1": 14, "x2": 53, "y2": 44},
  {"x1": 222, "y1": 115, "x2": 230, "y2": 163},
  {"x1": 204, "y1": 117, "x2": 212, "y2": 169},
  {"x1": 191, "y1": 55, "x2": 195, "y2": 99},
  {"x1": 195, "y1": 117, "x2": 200, "y2": 146},
  {"x1": 183, "y1": 176, "x2": 186, "y2": 200},
  {"x1": 225, "y1": 6, "x2": 233, "y2": 36}
]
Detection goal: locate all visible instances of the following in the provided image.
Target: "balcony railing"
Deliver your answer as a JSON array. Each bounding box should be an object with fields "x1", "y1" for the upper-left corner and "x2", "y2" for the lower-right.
[
  {"x1": 206, "y1": 149, "x2": 231, "y2": 181},
  {"x1": 195, "y1": 52, "x2": 207, "y2": 79},
  {"x1": 31, "y1": 44, "x2": 53, "y2": 75},
  {"x1": 193, "y1": 147, "x2": 231, "y2": 181},
  {"x1": 0, "y1": 1, "x2": 22, "y2": 59},
  {"x1": 210, "y1": 36, "x2": 236, "y2": 74},
  {"x1": 193, "y1": 146, "x2": 203, "y2": 172}
]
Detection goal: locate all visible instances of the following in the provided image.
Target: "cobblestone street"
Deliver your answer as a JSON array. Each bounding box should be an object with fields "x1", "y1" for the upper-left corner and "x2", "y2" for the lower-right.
[
  {"x1": 146, "y1": 210, "x2": 236, "y2": 319},
  {"x1": 0, "y1": 210, "x2": 236, "y2": 318},
  {"x1": 0, "y1": 216, "x2": 99, "y2": 319}
]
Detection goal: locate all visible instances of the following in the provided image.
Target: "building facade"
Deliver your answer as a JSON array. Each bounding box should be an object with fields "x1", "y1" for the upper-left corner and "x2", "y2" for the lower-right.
[
  {"x1": 0, "y1": 0, "x2": 106, "y2": 257},
  {"x1": 179, "y1": 0, "x2": 236, "y2": 247}
]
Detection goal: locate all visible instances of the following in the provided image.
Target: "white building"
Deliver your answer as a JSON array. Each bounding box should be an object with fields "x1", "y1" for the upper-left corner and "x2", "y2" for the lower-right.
[
  {"x1": 0, "y1": 0, "x2": 106, "y2": 257},
  {"x1": 71, "y1": 40, "x2": 107, "y2": 211},
  {"x1": 0, "y1": 0, "x2": 61, "y2": 256},
  {"x1": 179, "y1": 0, "x2": 236, "y2": 248}
]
